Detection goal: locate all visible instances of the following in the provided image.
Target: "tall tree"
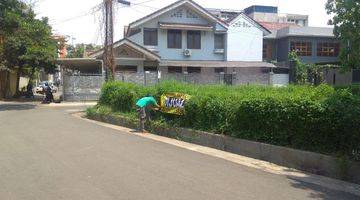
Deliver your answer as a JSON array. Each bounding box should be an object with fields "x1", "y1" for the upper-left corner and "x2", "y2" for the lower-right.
[
  {"x1": 326, "y1": 0, "x2": 360, "y2": 69},
  {"x1": 66, "y1": 44, "x2": 85, "y2": 58},
  {"x1": 0, "y1": 0, "x2": 57, "y2": 96},
  {"x1": 66, "y1": 44, "x2": 102, "y2": 58}
]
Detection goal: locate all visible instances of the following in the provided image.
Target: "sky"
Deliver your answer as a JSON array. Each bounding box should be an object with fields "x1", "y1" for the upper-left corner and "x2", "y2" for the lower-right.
[{"x1": 32, "y1": 0, "x2": 332, "y2": 45}]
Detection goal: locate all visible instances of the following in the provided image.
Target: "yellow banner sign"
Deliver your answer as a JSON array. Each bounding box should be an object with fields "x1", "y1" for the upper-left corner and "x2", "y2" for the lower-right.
[{"x1": 160, "y1": 92, "x2": 191, "y2": 115}]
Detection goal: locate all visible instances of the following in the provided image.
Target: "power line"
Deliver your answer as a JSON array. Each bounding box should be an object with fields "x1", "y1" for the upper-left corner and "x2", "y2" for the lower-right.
[
  {"x1": 51, "y1": 3, "x2": 103, "y2": 25},
  {"x1": 133, "y1": 3, "x2": 158, "y2": 10},
  {"x1": 51, "y1": 0, "x2": 160, "y2": 25},
  {"x1": 93, "y1": 6, "x2": 105, "y2": 45},
  {"x1": 51, "y1": 12, "x2": 93, "y2": 25},
  {"x1": 132, "y1": 0, "x2": 161, "y2": 10},
  {"x1": 129, "y1": 6, "x2": 147, "y2": 14},
  {"x1": 132, "y1": 0, "x2": 160, "y2": 6}
]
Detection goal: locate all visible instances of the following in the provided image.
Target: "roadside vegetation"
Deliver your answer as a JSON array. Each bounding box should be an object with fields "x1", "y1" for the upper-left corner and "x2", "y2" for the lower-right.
[
  {"x1": 326, "y1": 0, "x2": 360, "y2": 71},
  {"x1": 88, "y1": 81, "x2": 360, "y2": 161},
  {"x1": 0, "y1": 0, "x2": 57, "y2": 97},
  {"x1": 335, "y1": 84, "x2": 360, "y2": 95}
]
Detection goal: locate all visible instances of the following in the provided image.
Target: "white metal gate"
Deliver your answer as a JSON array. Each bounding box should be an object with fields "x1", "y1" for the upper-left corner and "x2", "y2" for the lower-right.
[
  {"x1": 273, "y1": 74, "x2": 289, "y2": 86},
  {"x1": 63, "y1": 74, "x2": 104, "y2": 101}
]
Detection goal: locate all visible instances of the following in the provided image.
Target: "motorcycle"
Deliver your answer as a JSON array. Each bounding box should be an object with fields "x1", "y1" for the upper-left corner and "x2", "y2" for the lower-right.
[{"x1": 41, "y1": 85, "x2": 54, "y2": 104}]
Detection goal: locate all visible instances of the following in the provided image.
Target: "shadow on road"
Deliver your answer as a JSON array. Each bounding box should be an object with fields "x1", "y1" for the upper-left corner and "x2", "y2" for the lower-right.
[
  {"x1": 287, "y1": 175, "x2": 360, "y2": 200},
  {"x1": 0, "y1": 104, "x2": 37, "y2": 111}
]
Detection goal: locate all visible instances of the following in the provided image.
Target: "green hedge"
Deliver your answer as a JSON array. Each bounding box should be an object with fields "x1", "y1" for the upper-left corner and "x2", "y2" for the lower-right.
[
  {"x1": 336, "y1": 84, "x2": 360, "y2": 95},
  {"x1": 98, "y1": 81, "x2": 360, "y2": 160}
]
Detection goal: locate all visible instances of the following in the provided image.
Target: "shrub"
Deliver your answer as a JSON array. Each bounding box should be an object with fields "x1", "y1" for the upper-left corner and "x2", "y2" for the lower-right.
[
  {"x1": 99, "y1": 81, "x2": 140, "y2": 112},
  {"x1": 97, "y1": 81, "x2": 360, "y2": 160},
  {"x1": 335, "y1": 84, "x2": 360, "y2": 96}
]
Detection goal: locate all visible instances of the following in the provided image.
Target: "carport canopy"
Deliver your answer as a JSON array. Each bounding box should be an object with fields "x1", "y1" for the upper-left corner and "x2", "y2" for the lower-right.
[{"x1": 57, "y1": 58, "x2": 103, "y2": 74}]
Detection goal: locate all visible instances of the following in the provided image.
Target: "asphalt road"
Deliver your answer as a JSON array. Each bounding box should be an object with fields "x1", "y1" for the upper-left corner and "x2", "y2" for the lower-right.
[{"x1": 0, "y1": 102, "x2": 359, "y2": 200}]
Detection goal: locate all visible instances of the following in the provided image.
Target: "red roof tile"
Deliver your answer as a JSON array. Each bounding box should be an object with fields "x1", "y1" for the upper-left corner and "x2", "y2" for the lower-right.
[{"x1": 258, "y1": 21, "x2": 299, "y2": 31}]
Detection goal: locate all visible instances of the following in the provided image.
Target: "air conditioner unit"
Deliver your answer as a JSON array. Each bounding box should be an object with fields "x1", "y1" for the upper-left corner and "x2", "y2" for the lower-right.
[{"x1": 183, "y1": 49, "x2": 192, "y2": 57}]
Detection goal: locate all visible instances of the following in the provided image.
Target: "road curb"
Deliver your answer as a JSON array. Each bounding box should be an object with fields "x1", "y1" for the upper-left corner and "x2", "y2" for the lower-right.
[{"x1": 73, "y1": 112, "x2": 360, "y2": 196}]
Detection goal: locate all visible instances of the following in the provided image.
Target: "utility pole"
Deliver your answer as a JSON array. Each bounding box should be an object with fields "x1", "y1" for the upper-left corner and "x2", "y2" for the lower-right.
[
  {"x1": 103, "y1": 0, "x2": 114, "y2": 80},
  {"x1": 103, "y1": 0, "x2": 131, "y2": 81},
  {"x1": 83, "y1": 44, "x2": 87, "y2": 58}
]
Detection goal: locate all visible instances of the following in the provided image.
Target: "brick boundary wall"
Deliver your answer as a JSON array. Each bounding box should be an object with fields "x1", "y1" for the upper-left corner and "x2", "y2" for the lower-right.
[{"x1": 62, "y1": 68, "x2": 271, "y2": 101}]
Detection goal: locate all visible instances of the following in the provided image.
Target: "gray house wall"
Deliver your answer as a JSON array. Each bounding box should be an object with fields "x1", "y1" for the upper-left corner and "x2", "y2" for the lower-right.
[
  {"x1": 323, "y1": 68, "x2": 352, "y2": 86},
  {"x1": 274, "y1": 36, "x2": 340, "y2": 64},
  {"x1": 268, "y1": 36, "x2": 351, "y2": 85},
  {"x1": 271, "y1": 40, "x2": 278, "y2": 61},
  {"x1": 128, "y1": 5, "x2": 226, "y2": 61},
  {"x1": 276, "y1": 38, "x2": 290, "y2": 62}
]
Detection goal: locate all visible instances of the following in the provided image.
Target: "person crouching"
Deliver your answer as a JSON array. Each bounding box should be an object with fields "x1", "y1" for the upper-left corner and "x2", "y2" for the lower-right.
[{"x1": 136, "y1": 95, "x2": 160, "y2": 133}]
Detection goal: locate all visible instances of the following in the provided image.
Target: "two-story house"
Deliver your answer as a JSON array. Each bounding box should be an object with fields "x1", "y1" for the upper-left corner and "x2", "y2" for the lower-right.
[
  {"x1": 90, "y1": 0, "x2": 275, "y2": 85},
  {"x1": 263, "y1": 26, "x2": 357, "y2": 86},
  {"x1": 239, "y1": 5, "x2": 358, "y2": 85}
]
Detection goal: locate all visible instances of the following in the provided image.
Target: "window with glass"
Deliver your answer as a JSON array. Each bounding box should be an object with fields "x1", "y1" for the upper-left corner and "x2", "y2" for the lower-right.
[
  {"x1": 263, "y1": 43, "x2": 268, "y2": 59},
  {"x1": 187, "y1": 31, "x2": 201, "y2": 49},
  {"x1": 214, "y1": 34, "x2": 225, "y2": 49},
  {"x1": 186, "y1": 67, "x2": 201, "y2": 73},
  {"x1": 143, "y1": 28, "x2": 158, "y2": 46},
  {"x1": 290, "y1": 41, "x2": 312, "y2": 56},
  {"x1": 215, "y1": 67, "x2": 225, "y2": 73},
  {"x1": 116, "y1": 65, "x2": 137, "y2": 73},
  {"x1": 128, "y1": 28, "x2": 141, "y2": 37},
  {"x1": 144, "y1": 66, "x2": 157, "y2": 72},
  {"x1": 167, "y1": 30, "x2": 182, "y2": 49},
  {"x1": 168, "y1": 66, "x2": 182, "y2": 73},
  {"x1": 317, "y1": 42, "x2": 340, "y2": 57}
]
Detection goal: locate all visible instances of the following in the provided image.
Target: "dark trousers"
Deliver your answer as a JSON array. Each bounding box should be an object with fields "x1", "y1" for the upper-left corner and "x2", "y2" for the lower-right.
[{"x1": 138, "y1": 107, "x2": 147, "y2": 132}]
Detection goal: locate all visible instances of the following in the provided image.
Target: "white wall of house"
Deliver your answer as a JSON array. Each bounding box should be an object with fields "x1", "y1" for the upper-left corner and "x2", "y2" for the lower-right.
[{"x1": 226, "y1": 15, "x2": 263, "y2": 61}]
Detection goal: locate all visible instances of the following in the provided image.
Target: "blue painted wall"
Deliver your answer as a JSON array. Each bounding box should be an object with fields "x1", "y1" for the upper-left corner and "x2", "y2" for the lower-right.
[{"x1": 127, "y1": 5, "x2": 226, "y2": 61}]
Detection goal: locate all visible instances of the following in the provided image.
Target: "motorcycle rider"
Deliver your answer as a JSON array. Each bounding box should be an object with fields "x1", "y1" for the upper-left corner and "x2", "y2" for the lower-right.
[{"x1": 43, "y1": 82, "x2": 54, "y2": 103}]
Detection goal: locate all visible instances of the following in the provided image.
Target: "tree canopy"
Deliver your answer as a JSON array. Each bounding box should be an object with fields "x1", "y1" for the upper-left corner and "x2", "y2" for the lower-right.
[
  {"x1": 66, "y1": 44, "x2": 102, "y2": 58},
  {"x1": 288, "y1": 52, "x2": 326, "y2": 85},
  {"x1": 326, "y1": 0, "x2": 360, "y2": 69},
  {"x1": 0, "y1": 0, "x2": 57, "y2": 95}
]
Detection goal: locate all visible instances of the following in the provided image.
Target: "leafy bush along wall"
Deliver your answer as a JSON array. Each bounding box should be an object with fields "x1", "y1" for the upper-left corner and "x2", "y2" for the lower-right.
[{"x1": 98, "y1": 81, "x2": 360, "y2": 161}]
